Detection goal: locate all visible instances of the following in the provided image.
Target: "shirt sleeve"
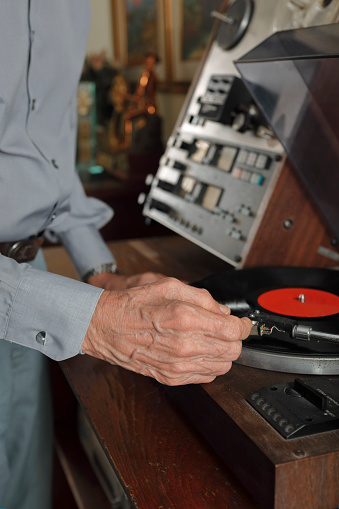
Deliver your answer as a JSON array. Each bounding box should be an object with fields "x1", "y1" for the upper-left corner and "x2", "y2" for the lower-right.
[
  {"x1": 45, "y1": 171, "x2": 117, "y2": 278},
  {"x1": 0, "y1": 254, "x2": 103, "y2": 361}
]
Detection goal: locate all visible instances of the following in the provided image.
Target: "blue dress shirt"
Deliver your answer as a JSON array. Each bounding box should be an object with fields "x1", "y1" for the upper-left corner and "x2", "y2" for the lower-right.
[{"x1": 0, "y1": 0, "x2": 116, "y2": 360}]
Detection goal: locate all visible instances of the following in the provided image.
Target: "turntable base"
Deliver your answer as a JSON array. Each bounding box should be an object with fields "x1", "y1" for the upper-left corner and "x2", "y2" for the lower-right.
[{"x1": 165, "y1": 364, "x2": 339, "y2": 509}]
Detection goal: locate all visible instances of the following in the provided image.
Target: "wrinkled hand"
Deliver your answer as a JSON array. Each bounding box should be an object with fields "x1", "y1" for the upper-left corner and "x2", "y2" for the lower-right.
[
  {"x1": 87, "y1": 271, "x2": 166, "y2": 290},
  {"x1": 82, "y1": 277, "x2": 251, "y2": 386}
]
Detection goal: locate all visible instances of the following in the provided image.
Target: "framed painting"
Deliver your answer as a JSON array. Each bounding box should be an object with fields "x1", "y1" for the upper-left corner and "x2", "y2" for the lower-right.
[
  {"x1": 111, "y1": 0, "x2": 224, "y2": 83},
  {"x1": 164, "y1": 0, "x2": 224, "y2": 82},
  {"x1": 125, "y1": 0, "x2": 158, "y2": 65},
  {"x1": 111, "y1": 0, "x2": 167, "y2": 81},
  {"x1": 181, "y1": 0, "x2": 222, "y2": 61}
]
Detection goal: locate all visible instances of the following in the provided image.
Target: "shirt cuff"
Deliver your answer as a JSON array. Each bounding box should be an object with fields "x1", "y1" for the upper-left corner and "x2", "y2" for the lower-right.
[
  {"x1": 58, "y1": 224, "x2": 116, "y2": 279},
  {"x1": 2, "y1": 264, "x2": 103, "y2": 361}
]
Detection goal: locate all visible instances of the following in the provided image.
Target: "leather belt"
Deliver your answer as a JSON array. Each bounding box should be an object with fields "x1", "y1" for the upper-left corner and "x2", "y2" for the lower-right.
[{"x1": 0, "y1": 236, "x2": 44, "y2": 263}]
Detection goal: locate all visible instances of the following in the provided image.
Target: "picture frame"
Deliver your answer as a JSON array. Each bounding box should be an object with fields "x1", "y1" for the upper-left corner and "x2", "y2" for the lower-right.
[
  {"x1": 181, "y1": 0, "x2": 223, "y2": 61},
  {"x1": 166, "y1": 0, "x2": 222, "y2": 81},
  {"x1": 126, "y1": 0, "x2": 157, "y2": 66},
  {"x1": 111, "y1": 0, "x2": 167, "y2": 82},
  {"x1": 111, "y1": 0, "x2": 223, "y2": 83}
]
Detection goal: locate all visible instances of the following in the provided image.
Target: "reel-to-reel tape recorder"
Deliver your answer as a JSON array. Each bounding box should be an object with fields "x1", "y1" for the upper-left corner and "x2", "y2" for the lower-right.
[{"x1": 142, "y1": 0, "x2": 339, "y2": 268}]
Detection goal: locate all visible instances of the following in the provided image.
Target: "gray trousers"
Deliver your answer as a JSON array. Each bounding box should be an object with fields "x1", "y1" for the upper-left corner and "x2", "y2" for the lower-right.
[{"x1": 0, "y1": 251, "x2": 53, "y2": 509}]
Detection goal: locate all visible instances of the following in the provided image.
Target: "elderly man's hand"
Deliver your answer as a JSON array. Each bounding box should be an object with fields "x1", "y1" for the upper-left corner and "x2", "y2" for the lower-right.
[{"x1": 82, "y1": 277, "x2": 251, "y2": 386}]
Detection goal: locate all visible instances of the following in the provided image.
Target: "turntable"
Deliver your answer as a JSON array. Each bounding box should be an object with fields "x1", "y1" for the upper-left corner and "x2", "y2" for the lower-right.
[{"x1": 195, "y1": 267, "x2": 339, "y2": 374}]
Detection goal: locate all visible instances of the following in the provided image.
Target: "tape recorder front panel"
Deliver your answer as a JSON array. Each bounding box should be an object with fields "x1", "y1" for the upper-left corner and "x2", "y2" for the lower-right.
[
  {"x1": 146, "y1": 127, "x2": 283, "y2": 266},
  {"x1": 142, "y1": 0, "x2": 339, "y2": 267}
]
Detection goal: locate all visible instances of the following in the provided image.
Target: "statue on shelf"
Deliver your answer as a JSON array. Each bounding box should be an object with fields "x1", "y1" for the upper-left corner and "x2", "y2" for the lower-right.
[{"x1": 108, "y1": 51, "x2": 163, "y2": 153}]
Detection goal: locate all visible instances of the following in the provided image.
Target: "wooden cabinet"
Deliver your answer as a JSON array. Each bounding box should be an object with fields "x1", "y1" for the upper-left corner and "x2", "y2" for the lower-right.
[{"x1": 46, "y1": 237, "x2": 258, "y2": 509}]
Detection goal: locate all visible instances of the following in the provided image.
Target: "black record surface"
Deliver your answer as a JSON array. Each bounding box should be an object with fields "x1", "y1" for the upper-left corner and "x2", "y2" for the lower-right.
[{"x1": 193, "y1": 267, "x2": 339, "y2": 356}]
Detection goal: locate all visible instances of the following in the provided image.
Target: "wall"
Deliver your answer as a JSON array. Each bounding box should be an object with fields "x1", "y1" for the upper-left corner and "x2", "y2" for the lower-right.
[{"x1": 87, "y1": 1, "x2": 114, "y2": 60}]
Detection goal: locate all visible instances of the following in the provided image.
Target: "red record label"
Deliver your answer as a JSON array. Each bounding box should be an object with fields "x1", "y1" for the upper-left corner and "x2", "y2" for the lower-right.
[{"x1": 258, "y1": 288, "x2": 339, "y2": 318}]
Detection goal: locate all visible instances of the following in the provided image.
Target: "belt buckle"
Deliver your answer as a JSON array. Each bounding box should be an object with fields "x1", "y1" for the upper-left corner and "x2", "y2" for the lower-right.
[{"x1": 8, "y1": 237, "x2": 44, "y2": 263}]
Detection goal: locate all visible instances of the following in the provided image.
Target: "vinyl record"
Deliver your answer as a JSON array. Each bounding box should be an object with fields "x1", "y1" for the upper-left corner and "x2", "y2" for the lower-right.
[{"x1": 193, "y1": 267, "x2": 339, "y2": 374}]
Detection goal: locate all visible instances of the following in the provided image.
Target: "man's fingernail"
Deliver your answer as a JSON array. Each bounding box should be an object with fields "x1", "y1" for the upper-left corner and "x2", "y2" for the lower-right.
[{"x1": 219, "y1": 304, "x2": 230, "y2": 314}]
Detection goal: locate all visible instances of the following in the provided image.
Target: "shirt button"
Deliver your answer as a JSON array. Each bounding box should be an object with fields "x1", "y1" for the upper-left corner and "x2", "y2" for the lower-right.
[
  {"x1": 36, "y1": 331, "x2": 47, "y2": 346},
  {"x1": 31, "y1": 99, "x2": 36, "y2": 110},
  {"x1": 51, "y1": 159, "x2": 59, "y2": 169}
]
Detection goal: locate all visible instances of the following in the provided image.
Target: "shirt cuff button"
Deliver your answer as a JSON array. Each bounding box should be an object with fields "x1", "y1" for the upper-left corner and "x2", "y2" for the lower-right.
[{"x1": 36, "y1": 331, "x2": 47, "y2": 346}]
